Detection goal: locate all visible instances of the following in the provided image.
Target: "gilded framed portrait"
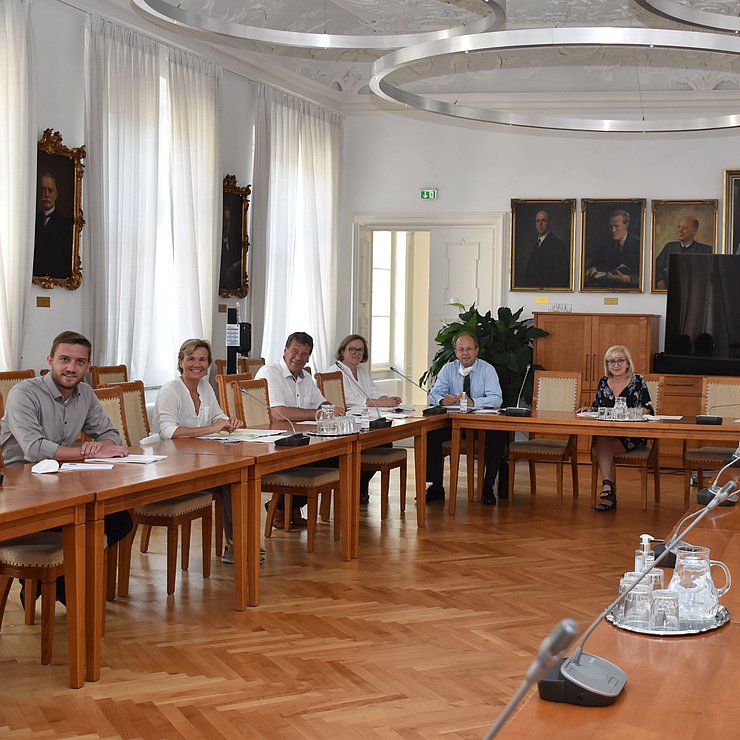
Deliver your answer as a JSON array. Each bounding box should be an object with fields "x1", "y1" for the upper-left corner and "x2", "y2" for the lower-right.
[
  {"x1": 219, "y1": 174, "x2": 250, "y2": 298},
  {"x1": 723, "y1": 169, "x2": 740, "y2": 255},
  {"x1": 510, "y1": 199, "x2": 576, "y2": 291},
  {"x1": 33, "y1": 129, "x2": 85, "y2": 290},
  {"x1": 650, "y1": 199, "x2": 718, "y2": 293},
  {"x1": 580, "y1": 198, "x2": 645, "y2": 292}
]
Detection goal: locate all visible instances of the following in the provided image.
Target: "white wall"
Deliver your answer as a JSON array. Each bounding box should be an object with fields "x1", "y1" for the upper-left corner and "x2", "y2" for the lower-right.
[{"x1": 338, "y1": 110, "x2": 740, "y2": 350}]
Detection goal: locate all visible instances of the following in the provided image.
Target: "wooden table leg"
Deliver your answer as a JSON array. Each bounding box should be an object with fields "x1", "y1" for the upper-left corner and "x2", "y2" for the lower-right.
[
  {"x1": 246, "y1": 474, "x2": 261, "y2": 607},
  {"x1": 449, "y1": 420, "x2": 462, "y2": 515},
  {"x1": 62, "y1": 511, "x2": 85, "y2": 688},
  {"x1": 344, "y1": 445, "x2": 357, "y2": 561},
  {"x1": 232, "y1": 471, "x2": 248, "y2": 610},
  {"x1": 414, "y1": 432, "x2": 426, "y2": 527},
  {"x1": 84, "y1": 503, "x2": 105, "y2": 681}
]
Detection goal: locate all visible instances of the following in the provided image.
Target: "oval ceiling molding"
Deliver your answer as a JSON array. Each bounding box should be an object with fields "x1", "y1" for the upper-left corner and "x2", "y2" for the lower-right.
[{"x1": 636, "y1": 0, "x2": 740, "y2": 34}]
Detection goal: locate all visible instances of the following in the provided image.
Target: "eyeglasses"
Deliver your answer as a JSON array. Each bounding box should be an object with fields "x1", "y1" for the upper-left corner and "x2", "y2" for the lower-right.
[
  {"x1": 345, "y1": 346, "x2": 364, "y2": 355},
  {"x1": 455, "y1": 346, "x2": 477, "y2": 353},
  {"x1": 287, "y1": 348, "x2": 311, "y2": 360},
  {"x1": 607, "y1": 358, "x2": 627, "y2": 366}
]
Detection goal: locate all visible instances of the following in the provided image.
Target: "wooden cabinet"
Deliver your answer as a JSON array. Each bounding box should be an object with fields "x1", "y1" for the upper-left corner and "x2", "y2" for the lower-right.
[
  {"x1": 533, "y1": 312, "x2": 661, "y2": 463},
  {"x1": 657, "y1": 375, "x2": 704, "y2": 466},
  {"x1": 533, "y1": 312, "x2": 660, "y2": 405}
]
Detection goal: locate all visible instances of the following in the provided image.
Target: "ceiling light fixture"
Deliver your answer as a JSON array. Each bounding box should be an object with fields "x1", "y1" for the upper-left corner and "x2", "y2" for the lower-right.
[
  {"x1": 133, "y1": 0, "x2": 505, "y2": 50},
  {"x1": 370, "y1": 27, "x2": 740, "y2": 133},
  {"x1": 636, "y1": 0, "x2": 740, "y2": 34}
]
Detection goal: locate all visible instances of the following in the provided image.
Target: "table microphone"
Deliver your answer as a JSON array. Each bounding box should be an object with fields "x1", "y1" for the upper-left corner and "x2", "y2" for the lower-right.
[
  {"x1": 502, "y1": 363, "x2": 532, "y2": 417},
  {"x1": 696, "y1": 403, "x2": 740, "y2": 426},
  {"x1": 697, "y1": 444, "x2": 740, "y2": 506},
  {"x1": 484, "y1": 618, "x2": 579, "y2": 739},
  {"x1": 335, "y1": 361, "x2": 392, "y2": 429},
  {"x1": 389, "y1": 365, "x2": 447, "y2": 416},
  {"x1": 238, "y1": 387, "x2": 310, "y2": 446}
]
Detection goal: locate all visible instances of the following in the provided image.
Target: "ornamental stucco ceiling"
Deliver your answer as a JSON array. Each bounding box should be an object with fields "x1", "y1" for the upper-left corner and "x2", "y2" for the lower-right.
[{"x1": 128, "y1": 0, "x2": 740, "y2": 100}]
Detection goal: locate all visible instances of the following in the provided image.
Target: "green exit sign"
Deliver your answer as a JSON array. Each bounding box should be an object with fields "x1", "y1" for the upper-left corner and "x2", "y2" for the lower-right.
[{"x1": 420, "y1": 189, "x2": 438, "y2": 200}]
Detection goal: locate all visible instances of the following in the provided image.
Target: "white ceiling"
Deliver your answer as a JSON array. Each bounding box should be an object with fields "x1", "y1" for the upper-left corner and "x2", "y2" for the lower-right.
[{"x1": 112, "y1": 1, "x2": 740, "y2": 107}]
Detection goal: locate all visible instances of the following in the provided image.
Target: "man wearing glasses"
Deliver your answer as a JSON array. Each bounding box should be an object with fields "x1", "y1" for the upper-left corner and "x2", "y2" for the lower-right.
[{"x1": 425, "y1": 331, "x2": 505, "y2": 505}]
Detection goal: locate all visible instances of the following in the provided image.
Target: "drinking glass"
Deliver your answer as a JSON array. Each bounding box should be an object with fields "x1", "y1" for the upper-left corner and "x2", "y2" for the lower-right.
[
  {"x1": 650, "y1": 590, "x2": 680, "y2": 630},
  {"x1": 623, "y1": 582, "x2": 653, "y2": 629}
]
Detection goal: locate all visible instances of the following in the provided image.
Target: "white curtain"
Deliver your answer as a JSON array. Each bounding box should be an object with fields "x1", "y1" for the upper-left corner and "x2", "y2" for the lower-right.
[
  {"x1": 85, "y1": 17, "x2": 161, "y2": 382},
  {"x1": 254, "y1": 87, "x2": 342, "y2": 372},
  {"x1": 0, "y1": 0, "x2": 34, "y2": 371},
  {"x1": 85, "y1": 17, "x2": 219, "y2": 384}
]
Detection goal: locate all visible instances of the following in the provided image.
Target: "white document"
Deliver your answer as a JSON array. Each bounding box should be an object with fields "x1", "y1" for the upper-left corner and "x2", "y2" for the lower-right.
[
  {"x1": 85, "y1": 454, "x2": 167, "y2": 464},
  {"x1": 60, "y1": 462, "x2": 114, "y2": 471}
]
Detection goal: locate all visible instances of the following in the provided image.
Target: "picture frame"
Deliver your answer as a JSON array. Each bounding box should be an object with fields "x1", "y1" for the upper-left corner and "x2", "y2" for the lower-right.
[
  {"x1": 33, "y1": 129, "x2": 85, "y2": 290},
  {"x1": 650, "y1": 199, "x2": 718, "y2": 293},
  {"x1": 219, "y1": 174, "x2": 250, "y2": 298},
  {"x1": 510, "y1": 198, "x2": 576, "y2": 291},
  {"x1": 723, "y1": 169, "x2": 740, "y2": 255},
  {"x1": 580, "y1": 198, "x2": 646, "y2": 292}
]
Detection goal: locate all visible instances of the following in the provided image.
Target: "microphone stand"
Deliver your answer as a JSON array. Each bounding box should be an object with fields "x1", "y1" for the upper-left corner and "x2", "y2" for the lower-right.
[
  {"x1": 238, "y1": 387, "x2": 310, "y2": 446},
  {"x1": 389, "y1": 365, "x2": 447, "y2": 416},
  {"x1": 335, "y1": 361, "x2": 392, "y2": 429},
  {"x1": 546, "y1": 465, "x2": 739, "y2": 707},
  {"x1": 502, "y1": 363, "x2": 532, "y2": 417},
  {"x1": 484, "y1": 618, "x2": 579, "y2": 739}
]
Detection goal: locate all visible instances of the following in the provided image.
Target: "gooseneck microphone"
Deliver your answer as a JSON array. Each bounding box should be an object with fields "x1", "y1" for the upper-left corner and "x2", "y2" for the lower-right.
[
  {"x1": 238, "y1": 387, "x2": 310, "y2": 446},
  {"x1": 484, "y1": 618, "x2": 579, "y2": 739},
  {"x1": 389, "y1": 365, "x2": 447, "y2": 416},
  {"x1": 544, "y1": 478, "x2": 738, "y2": 707},
  {"x1": 696, "y1": 403, "x2": 740, "y2": 426},
  {"x1": 335, "y1": 361, "x2": 392, "y2": 429},
  {"x1": 503, "y1": 363, "x2": 532, "y2": 417},
  {"x1": 697, "y1": 446, "x2": 740, "y2": 506}
]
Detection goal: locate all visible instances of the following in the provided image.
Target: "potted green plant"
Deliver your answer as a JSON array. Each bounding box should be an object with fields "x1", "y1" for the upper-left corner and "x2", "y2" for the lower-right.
[{"x1": 420, "y1": 304, "x2": 548, "y2": 406}]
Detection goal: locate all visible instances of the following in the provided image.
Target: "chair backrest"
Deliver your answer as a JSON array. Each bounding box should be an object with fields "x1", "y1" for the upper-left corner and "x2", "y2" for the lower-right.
[
  {"x1": 90, "y1": 364, "x2": 128, "y2": 389},
  {"x1": 93, "y1": 386, "x2": 131, "y2": 446},
  {"x1": 702, "y1": 376, "x2": 740, "y2": 417},
  {"x1": 0, "y1": 369, "x2": 35, "y2": 404},
  {"x1": 216, "y1": 372, "x2": 253, "y2": 417},
  {"x1": 238, "y1": 357, "x2": 266, "y2": 376},
  {"x1": 214, "y1": 359, "x2": 226, "y2": 376},
  {"x1": 103, "y1": 380, "x2": 150, "y2": 444},
  {"x1": 315, "y1": 371, "x2": 346, "y2": 409},
  {"x1": 641, "y1": 373, "x2": 664, "y2": 414},
  {"x1": 231, "y1": 378, "x2": 272, "y2": 426},
  {"x1": 533, "y1": 371, "x2": 582, "y2": 412}
]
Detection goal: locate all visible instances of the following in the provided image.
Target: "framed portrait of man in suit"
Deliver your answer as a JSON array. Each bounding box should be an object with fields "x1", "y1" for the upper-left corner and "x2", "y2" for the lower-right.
[
  {"x1": 650, "y1": 199, "x2": 718, "y2": 293},
  {"x1": 723, "y1": 169, "x2": 740, "y2": 255},
  {"x1": 510, "y1": 198, "x2": 576, "y2": 291},
  {"x1": 219, "y1": 174, "x2": 250, "y2": 298},
  {"x1": 581, "y1": 198, "x2": 645, "y2": 293},
  {"x1": 32, "y1": 129, "x2": 85, "y2": 290}
]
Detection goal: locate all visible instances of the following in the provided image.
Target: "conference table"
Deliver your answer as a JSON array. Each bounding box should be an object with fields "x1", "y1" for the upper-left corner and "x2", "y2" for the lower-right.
[
  {"x1": 0, "y1": 468, "x2": 91, "y2": 688},
  {"x1": 502, "y1": 467, "x2": 740, "y2": 738},
  {"x1": 447, "y1": 410, "x2": 740, "y2": 513}
]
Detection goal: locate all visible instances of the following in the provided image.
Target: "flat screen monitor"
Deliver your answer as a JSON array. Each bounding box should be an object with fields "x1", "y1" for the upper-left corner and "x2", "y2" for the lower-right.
[{"x1": 664, "y1": 254, "x2": 740, "y2": 364}]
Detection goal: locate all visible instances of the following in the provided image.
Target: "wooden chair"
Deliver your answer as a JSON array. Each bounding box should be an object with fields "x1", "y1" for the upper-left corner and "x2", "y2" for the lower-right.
[
  {"x1": 102, "y1": 380, "x2": 150, "y2": 446},
  {"x1": 103, "y1": 388, "x2": 213, "y2": 596},
  {"x1": 90, "y1": 364, "x2": 128, "y2": 389},
  {"x1": 216, "y1": 372, "x2": 253, "y2": 418},
  {"x1": 238, "y1": 357, "x2": 266, "y2": 377},
  {"x1": 590, "y1": 374, "x2": 664, "y2": 511},
  {"x1": 231, "y1": 379, "x2": 340, "y2": 551},
  {"x1": 214, "y1": 359, "x2": 226, "y2": 376},
  {"x1": 507, "y1": 371, "x2": 582, "y2": 505},
  {"x1": 315, "y1": 372, "x2": 407, "y2": 519},
  {"x1": 683, "y1": 376, "x2": 740, "y2": 506},
  {"x1": 0, "y1": 369, "x2": 35, "y2": 404}
]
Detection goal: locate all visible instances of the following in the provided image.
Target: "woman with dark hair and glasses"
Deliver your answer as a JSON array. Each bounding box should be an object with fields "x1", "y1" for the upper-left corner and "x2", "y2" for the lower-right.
[
  {"x1": 577, "y1": 344, "x2": 653, "y2": 512},
  {"x1": 331, "y1": 334, "x2": 401, "y2": 410},
  {"x1": 330, "y1": 334, "x2": 402, "y2": 504}
]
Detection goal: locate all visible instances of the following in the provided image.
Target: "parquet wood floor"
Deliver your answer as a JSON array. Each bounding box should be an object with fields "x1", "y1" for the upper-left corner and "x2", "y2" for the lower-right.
[{"x1": 0, "y1": 458, "x2": 689, "y2": 739}]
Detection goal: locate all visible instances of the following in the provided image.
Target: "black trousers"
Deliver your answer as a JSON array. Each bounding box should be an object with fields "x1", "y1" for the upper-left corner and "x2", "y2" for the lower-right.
[{"x1": 425, "y1": 428, "x2": 508, "y2": 491}]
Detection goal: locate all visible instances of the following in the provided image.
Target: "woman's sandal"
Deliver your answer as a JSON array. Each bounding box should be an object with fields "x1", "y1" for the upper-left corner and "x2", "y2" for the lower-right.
[{"x1": 594, "y1": 479, "x2": 617, "y2": 511}]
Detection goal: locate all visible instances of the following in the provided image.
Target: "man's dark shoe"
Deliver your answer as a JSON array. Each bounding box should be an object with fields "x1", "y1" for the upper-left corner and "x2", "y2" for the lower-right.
[
  {"x1": 482, "y1": 485, "x2": 497, "y2": 505},
  {"x1": 425, "y1": 483, "x2": 445, "y2": 502}
]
